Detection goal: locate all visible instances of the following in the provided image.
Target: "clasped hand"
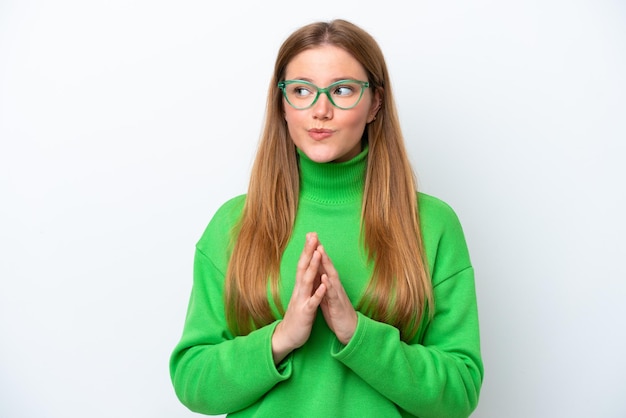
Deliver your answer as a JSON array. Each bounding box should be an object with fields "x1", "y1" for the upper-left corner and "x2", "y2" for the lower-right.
[{"x1": 271, "y1": 232, "x2": 357, "y2": 364}]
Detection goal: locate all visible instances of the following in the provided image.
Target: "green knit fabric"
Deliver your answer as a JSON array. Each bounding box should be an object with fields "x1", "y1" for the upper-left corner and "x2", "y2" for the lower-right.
[{"x1": 170, "y1": 147, "x2": 483, "y2": 418}]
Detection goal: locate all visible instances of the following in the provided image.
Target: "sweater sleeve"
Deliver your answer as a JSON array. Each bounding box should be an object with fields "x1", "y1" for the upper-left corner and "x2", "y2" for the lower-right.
[
  {"x1": 169, "y1": 197, "x2": 292, "y2": 415},
  {"x1": 331, "y1": 195, "x2": 483, "y2": 418}
]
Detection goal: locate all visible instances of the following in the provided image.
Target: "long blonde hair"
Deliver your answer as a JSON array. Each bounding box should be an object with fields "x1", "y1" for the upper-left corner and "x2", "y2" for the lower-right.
[{"x1": 225, "y1": 19, "x2": 432, "y2": 341}]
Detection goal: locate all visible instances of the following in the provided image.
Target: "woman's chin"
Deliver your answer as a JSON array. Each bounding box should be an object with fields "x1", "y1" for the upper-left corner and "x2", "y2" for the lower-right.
[{"x1": 300, "y1": 147, "x2": 338, "y2": 164}]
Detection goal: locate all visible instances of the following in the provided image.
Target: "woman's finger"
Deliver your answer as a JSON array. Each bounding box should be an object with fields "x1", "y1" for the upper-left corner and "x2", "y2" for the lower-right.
[{"x1": 317, "y1": 244, "x2": 338, "y2": 279}]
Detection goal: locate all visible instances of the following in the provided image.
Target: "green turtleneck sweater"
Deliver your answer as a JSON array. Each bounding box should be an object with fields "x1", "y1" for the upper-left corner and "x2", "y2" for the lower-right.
[{"x1": 170, "y1": 147, "x2": 483, "y2": 418}]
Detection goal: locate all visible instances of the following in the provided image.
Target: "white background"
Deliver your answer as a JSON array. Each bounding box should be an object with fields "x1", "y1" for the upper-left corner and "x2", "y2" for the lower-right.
[{"x1": 1, "y1": 1, "x2": 625, "y2": 417}]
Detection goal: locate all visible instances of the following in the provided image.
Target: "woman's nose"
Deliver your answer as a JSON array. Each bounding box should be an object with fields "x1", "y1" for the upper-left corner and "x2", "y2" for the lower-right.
[{"x1": 312, "y1": 93, "x2": 333, "y2": 119}]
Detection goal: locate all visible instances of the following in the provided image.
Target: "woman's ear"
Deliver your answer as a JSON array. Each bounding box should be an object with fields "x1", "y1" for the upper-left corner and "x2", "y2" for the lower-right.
[{"x1": 367, "y1": 90, "x2": 382, "y2": 123}]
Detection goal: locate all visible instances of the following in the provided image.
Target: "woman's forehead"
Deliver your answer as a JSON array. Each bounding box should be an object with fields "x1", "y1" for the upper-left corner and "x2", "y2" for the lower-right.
[{"x1": 284, "y1": 45, "x2": 367, "y2": 82}]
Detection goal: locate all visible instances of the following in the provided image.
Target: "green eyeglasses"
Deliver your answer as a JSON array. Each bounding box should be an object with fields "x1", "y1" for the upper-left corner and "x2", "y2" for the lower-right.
[{"x1": 278, "y1": 79, "x2": 370, "y2": 110}]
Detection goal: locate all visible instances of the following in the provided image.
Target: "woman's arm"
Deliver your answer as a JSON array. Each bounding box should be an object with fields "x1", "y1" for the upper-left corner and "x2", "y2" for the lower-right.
[
  {"x1": 170, "y1": 223, "x2": 330, "y2": 415},
  {"x1": 333, "y1": 194, "x2": 484, "y2": 418},
  {"x1": 169, "y1": 248, "x2": 290, "y2": 415},
  {"x1": 331, "y1": 195, "x2": 483, "y2": 418},
  {"x1": 332, "y1": 267, "x2": 483, "y2": 418}
]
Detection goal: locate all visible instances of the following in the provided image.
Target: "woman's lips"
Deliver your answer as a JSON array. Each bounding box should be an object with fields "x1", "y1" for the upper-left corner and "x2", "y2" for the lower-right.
[{"x1": 308, "y1": 128, "x2": 334, "y2": 141}]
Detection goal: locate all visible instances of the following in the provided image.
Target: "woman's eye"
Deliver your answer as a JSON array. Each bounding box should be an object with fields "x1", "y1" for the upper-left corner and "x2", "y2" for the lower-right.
[
  {"x1": 293, "y1": 87, "x2": 313, "y2": 97},
  {"x1": 334, "y1": 86, "x2": 354, "y2": 96}
]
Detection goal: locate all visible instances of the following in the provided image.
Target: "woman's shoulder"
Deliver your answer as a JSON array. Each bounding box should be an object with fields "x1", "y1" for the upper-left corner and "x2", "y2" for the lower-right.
[
  {"x1": 196, "y1": 194, "x2": 247, "y2": 251},
  {"x1": 417, "y1": 192, "x2": 462, "y2": 226},
  {"x1": 417, "y1": 192, "x2": 468, "y2": 252},
  {"x1": 417, "y1": 192, "x2": 471, "y2": 279},
  {"x1": 213, "y1": 194, "x2": 247, "y2": 218}
]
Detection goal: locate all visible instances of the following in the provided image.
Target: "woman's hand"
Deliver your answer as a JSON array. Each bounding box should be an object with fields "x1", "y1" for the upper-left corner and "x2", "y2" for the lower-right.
[
  {"x1": 317, "y1": 245, "x2": 358, "y2": 345},
  {"x1": 271, "y1": 232, "x2": 327, "y2": 364}
]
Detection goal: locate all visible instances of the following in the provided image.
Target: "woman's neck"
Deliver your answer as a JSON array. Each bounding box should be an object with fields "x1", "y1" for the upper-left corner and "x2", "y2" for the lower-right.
[{"x1": 297, "y1": 145, "x2": 368, "y2": 205}]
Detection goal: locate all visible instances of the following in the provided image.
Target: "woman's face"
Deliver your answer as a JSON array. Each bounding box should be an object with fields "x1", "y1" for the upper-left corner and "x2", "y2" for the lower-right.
[{"x1": 283, "y1": 45, "x2": 380, "y2": 163}]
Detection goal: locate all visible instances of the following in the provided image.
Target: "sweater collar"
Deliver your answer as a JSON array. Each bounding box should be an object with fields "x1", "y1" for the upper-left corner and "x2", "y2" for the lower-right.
[{"x1": 297, "y1": 145, "x2": 368, "y2": 204}]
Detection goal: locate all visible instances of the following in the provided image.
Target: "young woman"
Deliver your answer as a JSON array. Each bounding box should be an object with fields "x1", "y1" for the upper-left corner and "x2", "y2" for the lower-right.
[{"x1": 170, "y1": 19, "x2": 483, "y2": 418}]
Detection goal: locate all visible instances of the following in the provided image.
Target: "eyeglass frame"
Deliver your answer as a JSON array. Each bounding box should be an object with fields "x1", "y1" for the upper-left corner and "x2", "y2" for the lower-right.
[{"x1": 278, "y1": 79, "x2": 370, "y2": 110}]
